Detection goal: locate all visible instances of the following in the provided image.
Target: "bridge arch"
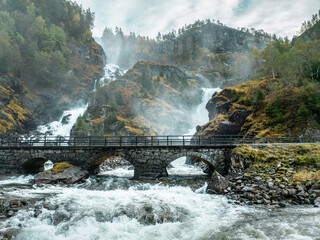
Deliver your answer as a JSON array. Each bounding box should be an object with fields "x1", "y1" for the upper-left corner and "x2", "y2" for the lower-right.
[
  {"x1": 87, "y1": 150, "x2": 133, "y2": 174},
  {"x1": 165, "y1": 151, "x2": 217, "y2": 174},
  {"x1": 22, "y1": 157, "x2": 48, "y2": 174}
]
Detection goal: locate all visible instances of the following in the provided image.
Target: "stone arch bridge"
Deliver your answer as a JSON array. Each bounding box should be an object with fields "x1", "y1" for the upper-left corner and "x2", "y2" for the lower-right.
[
  {"x1": 0, "y1": 135, "x2": 239, "y2": 179},
  {"x1": 0, "y1": 146, "x2": 234, "y2": 179},
  {"x1": 0, "y1": 135, "x2": 315, "y2": 179}
]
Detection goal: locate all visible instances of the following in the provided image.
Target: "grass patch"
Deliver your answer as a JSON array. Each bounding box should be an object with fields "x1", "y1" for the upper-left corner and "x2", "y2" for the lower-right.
[
  {"x1": 292, "y1": 169, "x2": 320, "y2": 182},
  {"x1": 51, "y1": 162, "x2": 74, "y2": 174},
  {"x1": 233, "y1": 144, "x2": 320, "y2": 167}
]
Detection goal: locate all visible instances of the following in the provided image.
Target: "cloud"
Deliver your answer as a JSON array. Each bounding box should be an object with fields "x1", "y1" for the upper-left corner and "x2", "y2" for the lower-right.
[{"x1": 74, "y1": 0, "x2": 320, "y2": 38}]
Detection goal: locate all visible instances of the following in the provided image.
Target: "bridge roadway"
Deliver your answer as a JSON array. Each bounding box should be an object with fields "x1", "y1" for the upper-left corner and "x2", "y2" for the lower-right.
[{"x1": 0, "y1": 136, "x2": 319, "y2": 179}]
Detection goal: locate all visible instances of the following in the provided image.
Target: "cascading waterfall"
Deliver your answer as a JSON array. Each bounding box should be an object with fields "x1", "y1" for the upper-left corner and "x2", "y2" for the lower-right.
[
  {"x1": 37, "y1": 64, "x2": 126, "y2": 137},
  {"x1": 187, "y1": 87, "x2": 221, "y2": 135},
  {"x1": 169, "y1": 86, "x2": 221, "y2": 171}
]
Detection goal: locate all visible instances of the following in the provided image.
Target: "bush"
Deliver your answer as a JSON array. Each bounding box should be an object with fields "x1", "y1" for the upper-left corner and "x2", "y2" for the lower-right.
[
  {"x1": 231, "y1": 90, "x2": 241, "y2": 102},
  {"x1": 264, "y1": 96, "x2": 285, "y2": 125},
  {"x1": 256, "y1": 89, "x2": 265, "y2": 102},
  {"x1": 115, "y1": 88, "x2": 124, "y2": 105},
  {"x1": 297, "y1": 104, "x2": 310, "y2": 121},
  {"x1": 243, "y1": 97, "x2": 253, "y2": 106}
]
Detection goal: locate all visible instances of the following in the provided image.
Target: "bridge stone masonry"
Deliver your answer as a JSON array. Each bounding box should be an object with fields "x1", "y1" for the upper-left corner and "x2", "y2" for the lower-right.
[
  {"x1": 0, "y1": 146, "x2": 233, "y2": 179},
  {"x1": 0, "y1": 135, "x2": 318, "y2": 179}
]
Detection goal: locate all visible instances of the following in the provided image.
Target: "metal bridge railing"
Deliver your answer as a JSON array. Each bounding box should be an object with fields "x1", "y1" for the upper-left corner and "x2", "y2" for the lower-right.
[{"x1": 0, "y1": 135, "x2": 319, "y2": 148}]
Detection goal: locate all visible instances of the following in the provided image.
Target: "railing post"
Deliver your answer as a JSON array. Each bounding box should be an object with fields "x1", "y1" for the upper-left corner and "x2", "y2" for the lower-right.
[
  {"x1": 44, "y1": 135, "x2": 47, "y2": 146},
  {"x1": 136, "y1": 136, "x2": 138, "y2": 146},
  {"x1": 151, "y1": 136, "x2": 153, "y2": 146},
  {"x1": 167, "y1": 136, "x2": 169, "y2": 146},
  {"x1": 198, "y1": 136, "x2": 200, "y2": 145},
  {"x1": 183, "y1": 136, "x2": 185, "y2": 146},
  {"x1": 104, "y1": 137, "x2": 107, "y2": 147},
  {"x1": 89, "y1": 137, "x2": 91, "y2": 146},
  {"x1": 120, "y1": 136, "x2": 122, "y2": 146}
]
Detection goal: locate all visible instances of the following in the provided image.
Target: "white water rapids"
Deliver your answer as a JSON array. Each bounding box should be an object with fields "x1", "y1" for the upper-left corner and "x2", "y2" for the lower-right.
[
  {"x1": 2, "y1": 67, "x2": 320, "y2": 239},
  {"x1": 0, "y1": 176, "x2": 320, "y2": 240}
]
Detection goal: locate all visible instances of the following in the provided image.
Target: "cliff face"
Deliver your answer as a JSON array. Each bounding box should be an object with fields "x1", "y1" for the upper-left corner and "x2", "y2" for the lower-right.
[
  {"x1": 0, "y1": 40, "x2": 105, "y2": 136},
  {"x1": 100, "y1": 20, "x2": 268, "y2": 88},
  {"x1": 71, "y1": 61, "x2": 202, "y2": 136},
  {"x1": 195, "y1": 77, "x2": 320, "y2": 138},
  {"x1": 0, "y1": 0, "x2": 106, "y2": 135}
]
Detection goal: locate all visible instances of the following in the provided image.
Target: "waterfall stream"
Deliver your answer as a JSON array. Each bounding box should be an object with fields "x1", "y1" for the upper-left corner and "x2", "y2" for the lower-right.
[{"x1": 36, "y1": 64, "x2": 125, "y2": 137}]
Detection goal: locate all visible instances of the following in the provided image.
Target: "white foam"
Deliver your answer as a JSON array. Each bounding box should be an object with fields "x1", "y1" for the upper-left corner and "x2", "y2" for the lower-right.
[
  {"x1": 36, "y1": 104, "x2": 88, "y2": 137},
  {"x1": 5, "y1": 184, "x2": 246, "y2": 240},
  {"x1": 0, "y1": 175, "x2": 33, "y2": 186},
  {"x1": 168, "y1": 157, "x2": 206, "y2": 176}
]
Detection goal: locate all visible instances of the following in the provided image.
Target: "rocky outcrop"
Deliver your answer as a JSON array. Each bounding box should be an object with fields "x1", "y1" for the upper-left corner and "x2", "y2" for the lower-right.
[
  {"x1": 207, "y1": 171, "x2": 229, "y2": 194},
  {"x1": 34, "y1": 162, "x2": 89, "y2": 185},
  {"x1": 72, "y1": 61, "x2": 203, "y2": 136},
  {"x1": 0, "y1": 39, "x2": 105, "y2": 136},
  {"x1": 225, "y1": 144, "x2": 320, "y2": 206},
  {"x1": 99, "y1": 157, "x2": 132, "y2": 172}
]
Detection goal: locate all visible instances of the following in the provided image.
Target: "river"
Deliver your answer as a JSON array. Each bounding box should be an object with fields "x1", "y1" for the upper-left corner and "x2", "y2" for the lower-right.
[
  {"x1": 0, "y1": 174, "x2": 319, "y2": 240},
  {"x1": 1, "y1": 65, "x2": 320, "y2": 239}
]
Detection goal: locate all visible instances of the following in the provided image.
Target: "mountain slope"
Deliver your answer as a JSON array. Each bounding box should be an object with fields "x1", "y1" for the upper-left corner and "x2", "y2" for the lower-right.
[
  {"x1": 71, "y1": 61, "x2": 203, "y2": 136},
  {"x1": 0, "y1": 0, "x2": 105, "y2": 135}
]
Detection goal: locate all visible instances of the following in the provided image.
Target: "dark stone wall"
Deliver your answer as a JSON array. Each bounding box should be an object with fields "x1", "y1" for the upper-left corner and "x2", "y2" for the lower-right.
[{"x1": 0, "y1": 146, "x2": 234, "y2": 179}]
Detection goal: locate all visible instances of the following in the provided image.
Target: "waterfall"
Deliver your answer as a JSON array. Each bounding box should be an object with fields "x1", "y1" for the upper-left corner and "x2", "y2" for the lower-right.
[{"x1": 36, "y1": 64, "x2": 126, "y2": 137}]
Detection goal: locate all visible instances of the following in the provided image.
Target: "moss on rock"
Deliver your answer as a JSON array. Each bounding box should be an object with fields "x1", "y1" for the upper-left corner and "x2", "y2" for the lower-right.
[{"x1": 51, "y1": 162, "x2": 74, "y2": 175}]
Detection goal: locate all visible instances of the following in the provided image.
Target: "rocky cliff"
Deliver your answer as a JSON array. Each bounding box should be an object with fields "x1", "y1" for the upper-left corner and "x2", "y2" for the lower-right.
[
  {"x1": 195, "y1": 77, "x2": 320, "y2": 138},
  {"x1": 100, "y1": 20, "x2": 268, "y2": 88},
  {"x1": 71, "y1": 61, "x2": 202, "y2": 136},
  {"x1": 0, "y1": 0, "x2": 106, "y2": 136}
]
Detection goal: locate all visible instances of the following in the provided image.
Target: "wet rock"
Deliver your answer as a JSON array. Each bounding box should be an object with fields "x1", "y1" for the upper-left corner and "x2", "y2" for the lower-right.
[
  {"x1": 263, "y1": 198, "x2": 271, "y2": 205},
  {"x1": 61, "y1": 114, "x2": 72, "y2": 125},
  {"x1": 207, "y1": 171, "x2": 229, "y2": 194},
  {"x1": 34, "y1": 163, "x2": 89, "y2": 185},
  {"x1": 314, "y1": 197, "x2": 320, "y2": 207},
  {"x1": 99, "y1": 157, "x2": 131, "y2": 171},
  {"x1": 217, "y1": 101, "x2": 232, "y2": 114}
]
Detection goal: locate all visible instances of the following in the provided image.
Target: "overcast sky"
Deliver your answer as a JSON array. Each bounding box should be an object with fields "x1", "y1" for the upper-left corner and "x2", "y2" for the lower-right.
[{"x1": 74, "y1": 0, "x2": 319, "y2": 39}]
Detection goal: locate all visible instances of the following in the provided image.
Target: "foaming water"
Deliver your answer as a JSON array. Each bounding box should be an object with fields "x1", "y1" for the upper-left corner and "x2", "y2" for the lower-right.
[
  {"x1": 98, "y1": 166, "x2": 134, "y2": 178},
  {"x1": 1, "y1": 176, "x2": 320, "y2": 240},
  {"x1": 1, "y1": 181, "x2": 246, "y2": 240},
  {"x1": 97, "y1": 63, "x2": 126, "y2": 87},
  {"x1": 0, "y1": 175, "x2": 33, "y2": 186},
  {"x1": 168, "y1": 157, "x2": 206, "y2": 176},
  {"x1": 186, "y1": 87, "x2": 221, "y2": 135},
  {"x1": 37, "y1": 63, "x2": 125, "y2": 137},
  {"x1": 37, "y1": 104, "x2": 87, "y2": 136}
]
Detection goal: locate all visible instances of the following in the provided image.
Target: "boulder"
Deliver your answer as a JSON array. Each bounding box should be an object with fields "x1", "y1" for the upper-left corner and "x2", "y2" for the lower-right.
[
  {"x1": 34, "y1": 162, "x2": 89, "y2": 185},
  {"x1": 314, "y1": 197, "x2": 320, "y2": 207},
  {"x1": 207, "y1": 171, "x2": 229, "y2": 194},
  {"x1": 61, "y1": 114, "x2": 72, "y2": 125},
  {"x1": 217, "y1": 101, "x2": 233, "y2": 114}
]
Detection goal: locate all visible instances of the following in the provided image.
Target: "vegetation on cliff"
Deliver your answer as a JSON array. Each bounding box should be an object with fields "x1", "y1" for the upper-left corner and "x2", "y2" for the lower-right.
[
  {"x1": 100, "y1": 19, "x2": 268, "y2": 86},
  {"x1": 233, "y1": 144, "x2": 320, "y2": 185},
  {"x1": 72, "y1": 61, "x2": 202, "y2": 136},
  {"x1": 0, "y1": 0, "x2": 105, "y2": 135},
  {"x1": 198, "y1": 10, "x2": 320, "y2": 138}
]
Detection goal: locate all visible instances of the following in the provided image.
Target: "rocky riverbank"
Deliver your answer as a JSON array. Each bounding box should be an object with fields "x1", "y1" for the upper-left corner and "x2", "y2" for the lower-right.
[{"x1": 207, "y1": 144, "x2": 320, "y2": 207}]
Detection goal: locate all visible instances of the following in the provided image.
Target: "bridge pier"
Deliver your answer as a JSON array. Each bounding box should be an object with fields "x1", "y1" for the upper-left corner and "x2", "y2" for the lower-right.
[{"x1": 133, "y1": 164, "x2": 168, "y2": 180}]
